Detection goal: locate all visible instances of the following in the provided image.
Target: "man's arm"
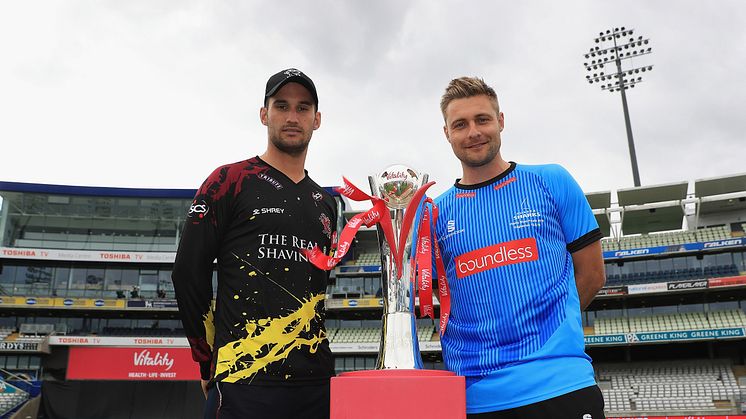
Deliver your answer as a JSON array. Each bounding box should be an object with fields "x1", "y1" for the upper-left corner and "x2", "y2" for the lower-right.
[
  {"x1": 171, "y1": 169, "x2": 227, "y2": 388},
  {"x1": 172, "y1": 226, "x2": 217, "y2": 382},
  {"x1": 571, "y1": 240, "x2": 605, "y2": 310},
  {"x1": 544, "y1": 164, "x2": 605, "y2": 310}
]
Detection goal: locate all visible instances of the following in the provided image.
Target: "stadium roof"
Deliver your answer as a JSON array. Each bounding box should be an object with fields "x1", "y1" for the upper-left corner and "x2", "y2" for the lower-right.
[
  {"x1": 617, "y1": 181, "x2": 689, "y2": 206},
  {"x1": 697, "y1": 192, "x2": 746, "y2": 215},
  {"x1": 694, "y1": 172, "x2": 746, "y2": 197},
  {"x1": 621, "y1": 202, "x2": 685, "y2": 235},
  {"x1": 585, "y1": 191, "x2": 611, "y2": 210},
  {"x1": 694, "y1": 173, "x2": 746, "y2": 216},
  {"x1": 593, "y1": 212, "x2": 611, "y2": 238},
  {"x1": 617, "y1": 181, "x2": 688, "y2": 235}
]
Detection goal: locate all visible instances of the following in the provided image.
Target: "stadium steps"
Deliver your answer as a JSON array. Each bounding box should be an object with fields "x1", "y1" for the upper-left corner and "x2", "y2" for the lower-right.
[
  {"x1": 598, "y1": 360, "x2": 741, "y2": 415},
  {"x1": 0, "y1": 379, "x2": 30, "y2": 417}
]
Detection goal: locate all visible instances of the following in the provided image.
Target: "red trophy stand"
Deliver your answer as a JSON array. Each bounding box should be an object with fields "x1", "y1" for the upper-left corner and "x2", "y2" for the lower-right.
[{"x1": 330, "y1": 369, "x2": 465, "y2": 419}]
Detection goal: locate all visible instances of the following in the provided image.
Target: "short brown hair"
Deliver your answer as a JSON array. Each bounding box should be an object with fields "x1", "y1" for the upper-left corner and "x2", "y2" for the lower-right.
[{"x1": 440, "y1": 77, "x2": 499, "y2": 120}]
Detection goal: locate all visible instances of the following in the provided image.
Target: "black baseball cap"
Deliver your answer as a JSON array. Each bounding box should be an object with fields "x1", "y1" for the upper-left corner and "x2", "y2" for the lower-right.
[{"x1": 264, "y1": 68, "x2": 319, "y2": 109}]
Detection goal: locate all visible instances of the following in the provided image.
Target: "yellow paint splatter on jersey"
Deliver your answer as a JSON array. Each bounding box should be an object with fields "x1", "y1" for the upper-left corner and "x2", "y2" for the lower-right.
[
  {"x1": 203, "y1": 309, "x2": 215, "y2": 350},
  {"x1": 215, "y1": 293, "x2": 326, "y2": 383}
]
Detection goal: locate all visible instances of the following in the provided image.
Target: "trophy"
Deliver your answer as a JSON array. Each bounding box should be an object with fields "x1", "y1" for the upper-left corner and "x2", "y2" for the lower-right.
[
  {"x1": 311, "y1": 167, "x2": 464, "y2": 419},
  {"x1": 303, "y1": 164, "x2": 450, "y2": 369},
  {"x1": 369, "y1": 165, "x2": 428, "y2": 369}
]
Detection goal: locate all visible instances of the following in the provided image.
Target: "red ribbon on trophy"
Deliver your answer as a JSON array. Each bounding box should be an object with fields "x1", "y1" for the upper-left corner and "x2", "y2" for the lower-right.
[
  {"x1": 303, "y1": 177, "x2": 451, "y2": 335},
  {"x1": 414, "y1": 198, "x2": 451, "y2": 335}
]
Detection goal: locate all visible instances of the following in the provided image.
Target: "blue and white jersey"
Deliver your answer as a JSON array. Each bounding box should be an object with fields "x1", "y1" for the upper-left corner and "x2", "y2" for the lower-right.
[{"x1": 433, "y1": 162, "x2": 602, "y2": 412}]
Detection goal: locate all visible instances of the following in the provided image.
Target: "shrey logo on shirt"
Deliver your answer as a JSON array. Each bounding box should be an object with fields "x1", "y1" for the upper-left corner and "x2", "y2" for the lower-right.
[
  {"x1": 252, "y1": 207, "x2": 285, "y2": 216},
  {"x1": 455, "y1": 237, "x2": 538, "y2": 279}
]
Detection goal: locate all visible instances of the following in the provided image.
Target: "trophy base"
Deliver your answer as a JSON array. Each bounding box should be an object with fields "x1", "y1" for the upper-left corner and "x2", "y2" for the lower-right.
[{"x1": 330, "y1": 369, "x2": 465, "y2": 419}]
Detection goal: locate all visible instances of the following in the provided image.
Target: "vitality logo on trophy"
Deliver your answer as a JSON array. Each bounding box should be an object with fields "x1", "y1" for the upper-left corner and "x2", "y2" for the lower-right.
[{"x1": 304, "y1": 165, "x2": 451, "y2": 370}]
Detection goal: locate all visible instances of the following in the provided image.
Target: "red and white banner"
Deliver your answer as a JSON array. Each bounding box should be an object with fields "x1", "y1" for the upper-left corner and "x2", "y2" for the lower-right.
[
  {"x1": 416, "y1": 205, "x2": 434, "y2": 319},
  {"x1": 67, "y1": 346, "x2": 200, "y2": 380},
  {"x1": 415, "y1": 198, "x2": 451, "y2": 335},
  {"x1": 708, "y1": 275, "x2": 746, "y2": 288}
]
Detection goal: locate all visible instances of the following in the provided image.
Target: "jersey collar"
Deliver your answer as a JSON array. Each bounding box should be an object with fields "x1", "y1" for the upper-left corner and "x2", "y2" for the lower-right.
[{"x1": 454, "y1": 161, "x2": 517, "y2": 190}]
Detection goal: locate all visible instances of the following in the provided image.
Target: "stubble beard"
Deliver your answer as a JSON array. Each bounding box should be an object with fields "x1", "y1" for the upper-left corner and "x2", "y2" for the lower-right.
[
  {"x1": 458, "y1": 141, "x2": 500, "y2": 168},
  {"x1": 270, "y1": 133, "x2": 311, "y2": 157}
]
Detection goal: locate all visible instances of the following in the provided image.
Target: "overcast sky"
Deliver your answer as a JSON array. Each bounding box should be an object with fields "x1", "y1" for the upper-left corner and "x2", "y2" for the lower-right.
[{"x1": 2, "y1": 1, "x2": 745, "y2": 206}]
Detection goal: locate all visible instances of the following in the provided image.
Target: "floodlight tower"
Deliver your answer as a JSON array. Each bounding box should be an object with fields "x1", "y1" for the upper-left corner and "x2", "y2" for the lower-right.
[{"x1": 584, "y1": 27, "x2": 653, "y2": 187}]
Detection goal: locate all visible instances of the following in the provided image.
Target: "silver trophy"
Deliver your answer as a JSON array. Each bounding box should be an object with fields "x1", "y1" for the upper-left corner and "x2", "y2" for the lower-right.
[{"x1": 369, "y1": 165, "x2": 428, "y2": 369}]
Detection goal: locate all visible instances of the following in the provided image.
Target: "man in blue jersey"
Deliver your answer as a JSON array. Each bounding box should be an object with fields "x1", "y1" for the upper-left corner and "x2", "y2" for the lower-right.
[{"x1": 432, "y1": 76, "x2": 607, "y2": 418}]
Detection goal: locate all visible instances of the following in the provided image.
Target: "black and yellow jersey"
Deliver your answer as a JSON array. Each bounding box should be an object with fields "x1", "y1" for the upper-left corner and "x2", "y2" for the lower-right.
[{"x1": 172, "y1": 156, "x2": 336, "y2": 385}]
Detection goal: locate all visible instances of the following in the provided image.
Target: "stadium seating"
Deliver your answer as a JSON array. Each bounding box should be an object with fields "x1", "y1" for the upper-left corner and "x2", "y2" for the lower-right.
[
  {"x1": 597, "y1": 360, "x2": 741, "y2": 415},
  {"x1": 18, "y1": 324, "x2": 54, "y2": 336},
  {"x1": 0, "y1": 389, "x2": 29, "y2": 417},
  {"x1": 0, "y1": 328, "x2": 13, "y2": 341},
  {"x1": 101, "y1": 327, "x2": 185, "y2": 337},
  {"x1": 345, "y1": 253, "x2": 380, "y2": 267},
  {"x1": 696, "y1": 225, "x2": 731, "y2": 243},
  {"x1": 330, "y1": 327, "x2": 379, "y2": 343},
  {"x1": 594, "y1": 316, "x2": 631, "y2": 334},
  {"x1": 601, "y1": 225, "x2": 733, "y2": 251},
  {"x1": 593, "y1": 309, "x2": 746, "y2": 335},
  {"x1": 329, "y1": 325, "x2": 435, "y2": 344}
]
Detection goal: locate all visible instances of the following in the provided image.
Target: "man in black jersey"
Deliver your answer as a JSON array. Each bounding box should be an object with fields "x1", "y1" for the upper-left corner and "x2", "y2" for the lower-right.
[{"x1": 172, "y1": 68, "x2": 337, "y2": 419}]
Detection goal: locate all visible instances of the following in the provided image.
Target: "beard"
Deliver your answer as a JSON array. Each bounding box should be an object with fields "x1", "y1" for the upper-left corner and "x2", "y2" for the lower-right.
[
  {"x1": 456, "y1": 140, "x2": 500, "y2": 168},
  {"x1": 269, "y1": 132, "x2": 312, "y2": 157}
]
